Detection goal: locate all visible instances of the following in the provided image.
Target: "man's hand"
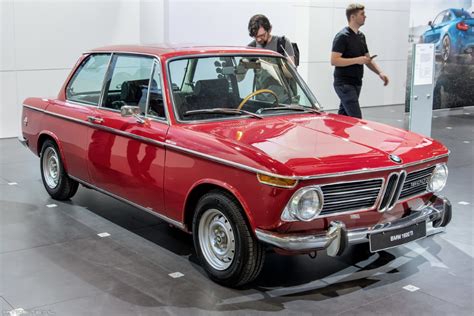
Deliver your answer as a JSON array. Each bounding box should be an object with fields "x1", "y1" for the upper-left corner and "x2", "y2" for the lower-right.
[
  {"x1": 379, "y1": 73, "x2": 389, "y2": 86},
  {"x1": 356, "y1": 56, "x2": 371, "y2": 65}
]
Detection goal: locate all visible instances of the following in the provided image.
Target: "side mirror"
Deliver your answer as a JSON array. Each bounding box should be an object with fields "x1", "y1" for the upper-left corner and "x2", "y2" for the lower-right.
[
  {"x1": 428, "y1": 21, "x2": 433, "y2": 29},
  {"x1": 120, "y1": 105, "x2": 145, "y2": 124},
  {"x1": 121, "y1": 105, "x2": 140, "y2": 117}
]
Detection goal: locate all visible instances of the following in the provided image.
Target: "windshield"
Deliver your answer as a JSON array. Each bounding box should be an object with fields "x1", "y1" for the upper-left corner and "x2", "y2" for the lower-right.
[{"x1": 167, "y1": 55, "x2": 320, "y2": 121}]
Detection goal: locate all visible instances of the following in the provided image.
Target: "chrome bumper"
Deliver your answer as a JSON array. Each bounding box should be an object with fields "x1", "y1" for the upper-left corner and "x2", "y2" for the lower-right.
[
  {"x1": 255, "y1": 195, "x2": 452, "y2": 256},
  {"x1": 18, "y1": 136, "x2": 28, "y2": 148}
]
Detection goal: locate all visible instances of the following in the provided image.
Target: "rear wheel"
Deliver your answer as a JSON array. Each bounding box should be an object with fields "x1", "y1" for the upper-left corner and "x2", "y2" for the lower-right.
[
  {"x1": 441, "y1": 35, "x2": 452, "y2": 63},
  {"x1": 192, "y1": 191, "x2": 265, "y2": 287},
  {"x1": 40, "y1": 139, "x2": 79, "y2": 200}
]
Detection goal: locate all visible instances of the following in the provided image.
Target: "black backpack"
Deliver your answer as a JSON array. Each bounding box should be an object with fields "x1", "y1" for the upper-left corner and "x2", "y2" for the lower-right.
[{"x1": 249, "y1": 36, "x2": 300, "y2": 67}]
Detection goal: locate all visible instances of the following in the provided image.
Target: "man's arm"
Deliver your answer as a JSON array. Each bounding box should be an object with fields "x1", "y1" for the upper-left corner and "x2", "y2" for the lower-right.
[
  {"x1": 331, "y1": 52, "x2": 371, "y2": 67},
  {"x1": 365, "y1": 53, "x2": 389, "y2": 86}
]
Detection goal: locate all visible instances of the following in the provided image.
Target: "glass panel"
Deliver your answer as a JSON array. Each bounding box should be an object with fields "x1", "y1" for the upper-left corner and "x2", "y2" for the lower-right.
[
  {"x1": 147, "y1": 61, "x2": 166, "y2": 119},
  {"x1": 102, "y1": 54, "x2": 154, "y2": 112},
  {"x1": 168, "y1": 56, "x2": 317, "y2": 121},
  {"x1": 66, "y1": 54, "x2": 110, "y2": 106}
]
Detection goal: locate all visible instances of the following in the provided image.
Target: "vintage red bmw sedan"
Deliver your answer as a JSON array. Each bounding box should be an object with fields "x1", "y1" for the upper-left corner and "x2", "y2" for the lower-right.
[{"x1": 20, "y1": 45, "x2": 451, "y2": 287}]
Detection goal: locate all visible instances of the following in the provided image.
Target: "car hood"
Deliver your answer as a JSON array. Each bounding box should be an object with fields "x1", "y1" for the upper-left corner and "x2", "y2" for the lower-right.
[{"x1": 178, "y1": 113, "x2": 448, "y2": 177}]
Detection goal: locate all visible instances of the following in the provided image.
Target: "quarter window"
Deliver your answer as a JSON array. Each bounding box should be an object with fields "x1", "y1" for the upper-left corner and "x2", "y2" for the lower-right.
[{"x1": 66, "y1": 54, "x2": 111, "y2": 106}]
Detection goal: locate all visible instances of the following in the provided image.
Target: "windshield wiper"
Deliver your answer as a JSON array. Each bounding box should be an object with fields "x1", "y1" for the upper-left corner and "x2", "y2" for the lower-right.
[
  {"x1": 184, "y1": 108, "x2": 263, "y2": 119},
  {"x1": 257, "y1": 105, "x2": 320, "y2": 114}
]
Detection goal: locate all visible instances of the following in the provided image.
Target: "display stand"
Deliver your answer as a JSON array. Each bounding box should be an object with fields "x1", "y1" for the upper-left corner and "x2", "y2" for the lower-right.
[{"x1": 408, "y1": 43, "x2": 435, "y2": 136}]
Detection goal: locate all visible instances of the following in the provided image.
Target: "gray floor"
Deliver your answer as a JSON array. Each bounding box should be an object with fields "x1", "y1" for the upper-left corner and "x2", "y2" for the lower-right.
[{"x1": 1, "y1": 105, "x2": 473, "y2": 315}]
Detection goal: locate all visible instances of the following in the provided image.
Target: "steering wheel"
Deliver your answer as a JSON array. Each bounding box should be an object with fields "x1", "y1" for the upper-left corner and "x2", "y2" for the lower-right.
[{"x1": 237, "y1": 89, "x2": 279, "y2": 110}]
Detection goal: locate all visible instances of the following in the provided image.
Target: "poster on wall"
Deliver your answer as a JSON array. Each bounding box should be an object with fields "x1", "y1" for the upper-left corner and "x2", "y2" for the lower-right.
[{"x1": 406, "y1": 0, "x2": 474, "y2": 111}]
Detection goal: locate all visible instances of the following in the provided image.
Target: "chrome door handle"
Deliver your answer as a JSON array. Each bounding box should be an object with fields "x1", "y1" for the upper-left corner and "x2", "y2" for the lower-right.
[{"x1": 87, "y1": 116, "x2": 104, "y2": 124}]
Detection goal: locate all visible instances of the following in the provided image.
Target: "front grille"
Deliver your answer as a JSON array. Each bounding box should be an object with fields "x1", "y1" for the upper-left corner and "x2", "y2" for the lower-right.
[
  {"x1": 320, "y1": 179, "x2": 383, "y2": 215},
  {"x1": 399, "y1": 166, "x2": 435, "y2": 200}
]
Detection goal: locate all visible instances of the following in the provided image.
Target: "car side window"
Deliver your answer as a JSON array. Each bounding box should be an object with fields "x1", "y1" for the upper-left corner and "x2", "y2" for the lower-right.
[
  {"x1": 102, "y1": 54, "x2": 154, "y2": 113},
  {"x1": 432, "y1": 11, "x2": 445, "y2": 26},
  {"x1": 147, "y1": 61, "x2": 166, "y2": 119},
  {"x1": 442, "y1": 11, "x2": 453, "y2": 23},
  {"x1": 66, "y1": 54, "x2": 111, "y2": 106}
]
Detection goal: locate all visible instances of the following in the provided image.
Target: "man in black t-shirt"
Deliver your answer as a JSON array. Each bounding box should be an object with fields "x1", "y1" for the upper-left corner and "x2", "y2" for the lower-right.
[{"x1": 331, "y1": 3, "x2": 389, "y2": 118}]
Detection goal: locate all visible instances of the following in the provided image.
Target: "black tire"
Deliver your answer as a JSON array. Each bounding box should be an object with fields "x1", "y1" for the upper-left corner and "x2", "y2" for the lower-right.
[
  {"x1": 40, "y1": 139, "x2": 79, "y2": 200},
  {"x1": 192, "y1": 190, "x2": 265, "y2": 287}
]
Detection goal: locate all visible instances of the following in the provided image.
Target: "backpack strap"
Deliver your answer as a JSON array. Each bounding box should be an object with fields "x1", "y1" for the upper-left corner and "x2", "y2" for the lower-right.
[{"x1": 277, "y1": 36, "x2": 287, "y2": 56}]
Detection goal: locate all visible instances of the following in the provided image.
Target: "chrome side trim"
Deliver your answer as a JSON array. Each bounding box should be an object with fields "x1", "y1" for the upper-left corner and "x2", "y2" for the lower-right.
[
  {"x1": 256, "y1": 195, "x2": 450, "y2": 251},
  {"x1": 23, "y1": 104, "x2": 166, "y2": 149},
  {"x1": 69, "y1": 175, "x2": 186, "y2": 230},
  {"x1": 22, "y1": 103, "x2": 450, "y2": 180}
]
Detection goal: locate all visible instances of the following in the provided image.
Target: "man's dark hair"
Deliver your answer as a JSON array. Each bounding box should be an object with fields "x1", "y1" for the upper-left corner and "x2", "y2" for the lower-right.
[
  {"x1": 248, "y1": 14, "x2": 272, "y2": 37},
  {"x1": 346, "y1": 3, "x2": 365, "y2": 22}
]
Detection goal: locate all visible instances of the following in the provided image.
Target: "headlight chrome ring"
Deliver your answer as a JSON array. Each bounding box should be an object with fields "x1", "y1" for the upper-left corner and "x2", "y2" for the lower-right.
[
  {"x1": 428, "y1": 163, "x2": 448, "y2": 193},
  {"x1": 281, "y1": 186, "x2": 324, "y2": 222}
]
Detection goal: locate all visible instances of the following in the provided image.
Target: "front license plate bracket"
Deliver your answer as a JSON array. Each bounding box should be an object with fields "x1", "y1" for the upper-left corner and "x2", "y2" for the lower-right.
[{"x1": 369, "y1": 221, "x2": 427, "y2": 252}]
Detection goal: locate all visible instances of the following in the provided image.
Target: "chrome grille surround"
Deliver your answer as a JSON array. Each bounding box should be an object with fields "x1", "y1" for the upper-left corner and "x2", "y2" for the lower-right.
[{"x1": 399, "y1": 165, "x2": 436, "y2": 200}]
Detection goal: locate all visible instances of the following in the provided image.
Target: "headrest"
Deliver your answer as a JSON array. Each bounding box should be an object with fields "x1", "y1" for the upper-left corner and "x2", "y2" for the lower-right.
[
  {"x1": 121, "y1": 81, "x2": 142, "y2": 104},
  {"x1": 194, "y1": 79, "x2": 229, "y2": 98}
]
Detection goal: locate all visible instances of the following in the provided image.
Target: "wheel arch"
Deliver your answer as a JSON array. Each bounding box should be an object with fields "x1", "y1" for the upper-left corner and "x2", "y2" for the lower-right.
[
  {"x1": 37, "y1": 132, "x2": 70, "y2": 173},
  {"x1": 183, "y1": 180, "x2": 256, "y2": 234}
]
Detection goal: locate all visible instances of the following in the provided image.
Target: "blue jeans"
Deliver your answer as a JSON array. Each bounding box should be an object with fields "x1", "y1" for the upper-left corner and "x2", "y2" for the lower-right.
[{"x1": 334, "y1": 84, "x2": 362, "y2": 119}]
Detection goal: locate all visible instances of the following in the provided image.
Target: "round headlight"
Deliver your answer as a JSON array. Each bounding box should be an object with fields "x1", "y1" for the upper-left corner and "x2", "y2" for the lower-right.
[
  {"x1": 287, "y1": 186, "x2": 324, "y2": 221},
  {"x1": 428, "y1": 163, "x2": 448, "y2": 192}
]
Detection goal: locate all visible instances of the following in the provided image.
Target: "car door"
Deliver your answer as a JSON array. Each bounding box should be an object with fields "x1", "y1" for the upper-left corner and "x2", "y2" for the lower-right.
[
  {"x1": 48, "y1": 53, "x2": 112, "y2": 183},
  {"x1": 86, "y1": 54, "x2": 169, "y2": 214}
]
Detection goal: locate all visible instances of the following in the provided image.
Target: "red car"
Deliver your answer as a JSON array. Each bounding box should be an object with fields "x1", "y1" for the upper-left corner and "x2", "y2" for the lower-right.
[{"x1": 20, "y1": 45, "x2": 451, "y2": 287}]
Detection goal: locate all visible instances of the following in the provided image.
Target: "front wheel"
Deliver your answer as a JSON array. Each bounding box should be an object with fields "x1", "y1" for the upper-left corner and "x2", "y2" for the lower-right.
[
  {"x1": 40, "y1": 139, "x2": 79, "y2": 200},
  {"x1": 192, "y1": 191, "x2": 265, "y2": 287}
]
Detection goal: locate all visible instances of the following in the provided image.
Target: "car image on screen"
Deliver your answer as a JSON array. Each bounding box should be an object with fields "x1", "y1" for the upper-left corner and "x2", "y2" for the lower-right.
[{"x1": 421, "y1": 8, "x2": 474, "y2": 62}]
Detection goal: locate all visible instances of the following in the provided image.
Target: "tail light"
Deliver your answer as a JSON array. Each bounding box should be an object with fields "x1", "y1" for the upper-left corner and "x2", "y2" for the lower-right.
[{"x1": 456, "y1": 21, "x2": 469, "y2": 31}]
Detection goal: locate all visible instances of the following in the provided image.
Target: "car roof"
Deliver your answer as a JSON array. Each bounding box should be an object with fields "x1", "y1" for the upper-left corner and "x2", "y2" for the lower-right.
[{"x1": 89, "y1": 44, "x2": 282, "y2": 60}]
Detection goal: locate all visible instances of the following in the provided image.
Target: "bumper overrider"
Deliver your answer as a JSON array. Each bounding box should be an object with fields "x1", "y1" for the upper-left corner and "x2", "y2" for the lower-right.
[{"x1": 255, "y1": 195, "x2": 452, "y2": 256}]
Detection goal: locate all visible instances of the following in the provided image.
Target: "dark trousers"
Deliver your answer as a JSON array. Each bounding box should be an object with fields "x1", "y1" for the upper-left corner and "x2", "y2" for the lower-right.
[{"x1": 334, "y1": 84, "x2": 362, "y2": 119}]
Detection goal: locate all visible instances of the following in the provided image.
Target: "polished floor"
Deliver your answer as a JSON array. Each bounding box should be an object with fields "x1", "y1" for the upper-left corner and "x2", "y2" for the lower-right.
[{"x1": 1, "y1": 105, "x2": 473, "y2": 315}]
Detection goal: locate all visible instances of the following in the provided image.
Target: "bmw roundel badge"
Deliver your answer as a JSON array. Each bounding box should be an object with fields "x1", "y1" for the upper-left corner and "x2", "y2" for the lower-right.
[{"x1": 389, "y1": 154, "x2": 402, "y2": 164}]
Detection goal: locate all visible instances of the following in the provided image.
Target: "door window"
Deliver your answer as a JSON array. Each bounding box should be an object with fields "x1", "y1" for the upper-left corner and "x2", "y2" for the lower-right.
[{"x1": 102, "y1": 54, "x2": 154, "y2": 113}]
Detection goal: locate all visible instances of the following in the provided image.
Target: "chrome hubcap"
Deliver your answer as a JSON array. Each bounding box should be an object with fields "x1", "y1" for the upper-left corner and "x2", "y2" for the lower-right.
[
  {"x1": 443, "y1": 37, "x2": 450, "y2": 61},
  {"x1": 198, "y1": 209, "x2": 235, "y2": 270},
  {"x1": 42, "y1": 147, "x2": 59, "y2": 188}
]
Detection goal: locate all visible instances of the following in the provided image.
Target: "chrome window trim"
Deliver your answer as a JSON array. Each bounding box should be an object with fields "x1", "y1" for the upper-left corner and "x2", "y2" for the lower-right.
[
  {"x1": 23, "y1": 104, "x2": 450, "y2": 180},
  {"x1": 65, "y1": 100, "x2": 99, "y2": 109},
  {"x1": 165, "y1": 53, "x2": 322, "y2": 125},
  {"x1": 69, "y1": 175, "x2": 186, "y2": 231}
]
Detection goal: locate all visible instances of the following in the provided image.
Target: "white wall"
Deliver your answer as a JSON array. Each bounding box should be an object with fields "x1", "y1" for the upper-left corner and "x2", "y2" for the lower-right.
[
  {"x1": 166, "y1": 0, "x2": 410, "y2": 110},
  {"x1": 0, "y1": 0, "x2": 165, "y2": 138},
  {"x1": 1, "y1": 0, "x2": 410, "y2": 138}
]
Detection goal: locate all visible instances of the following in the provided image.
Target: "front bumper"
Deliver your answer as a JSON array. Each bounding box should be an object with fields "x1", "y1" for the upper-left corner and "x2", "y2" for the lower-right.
[{"x1": 255, "y1": 195, "x2": 452, "y2": 256}]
